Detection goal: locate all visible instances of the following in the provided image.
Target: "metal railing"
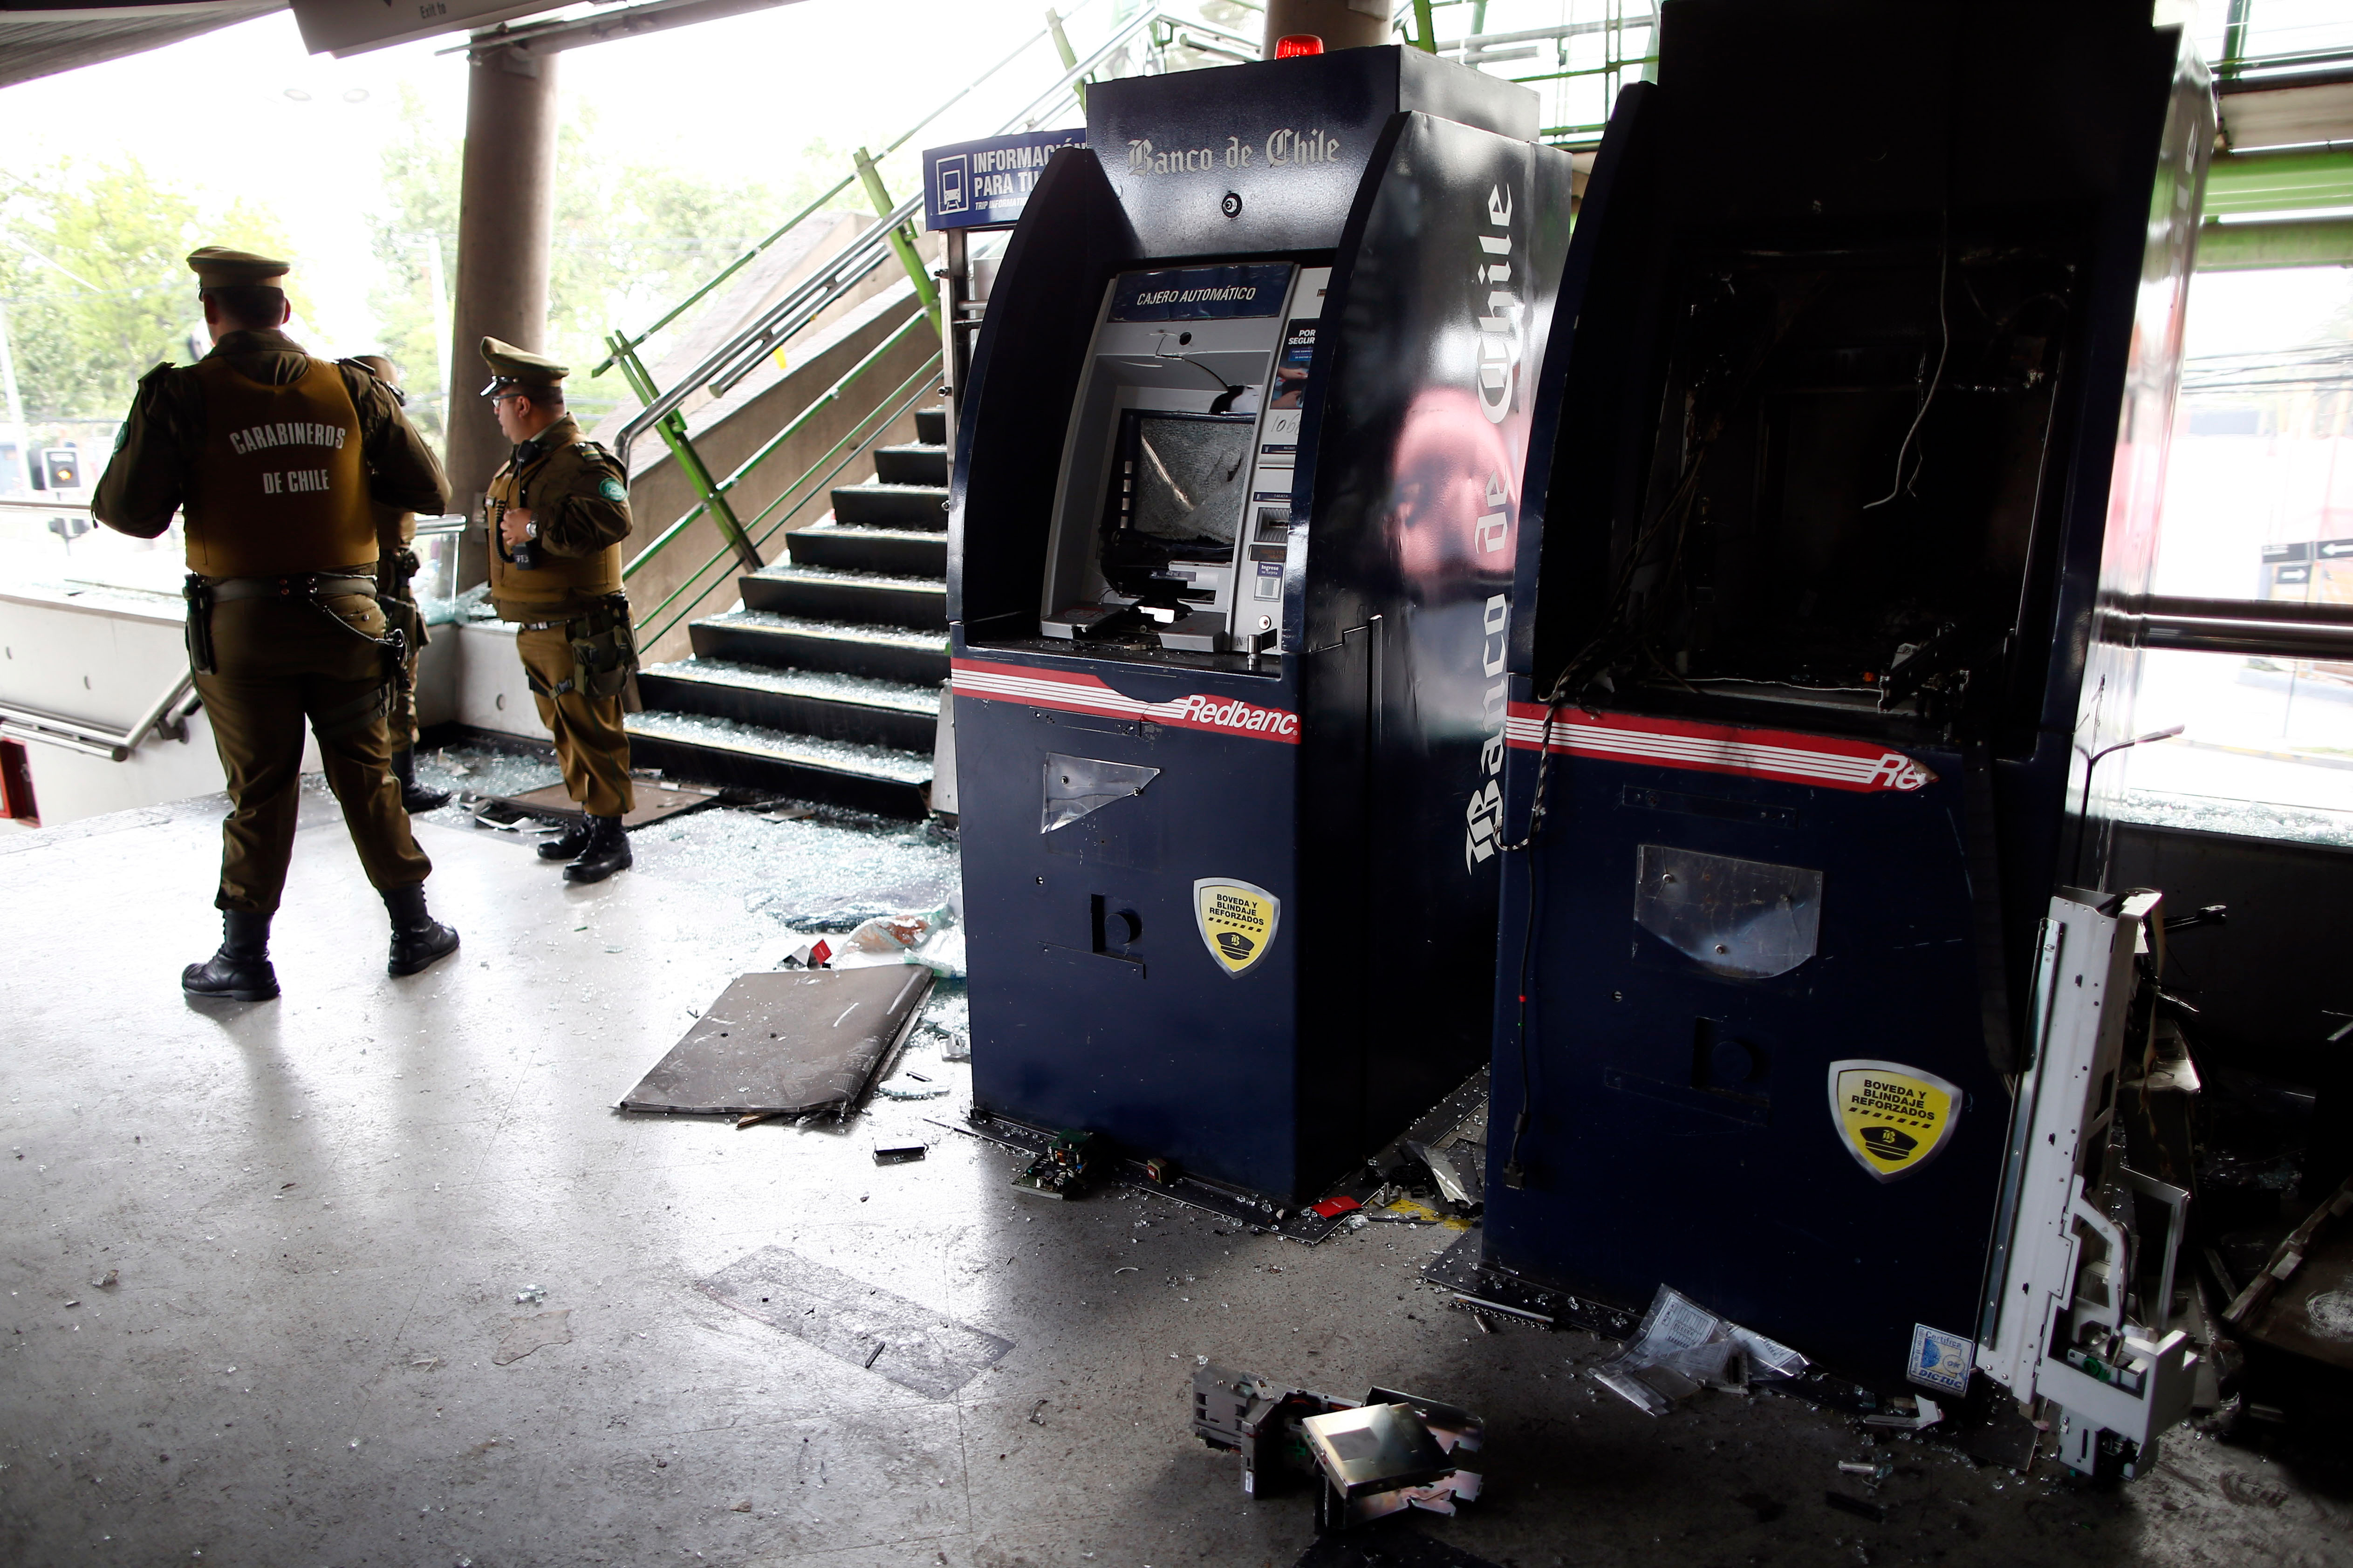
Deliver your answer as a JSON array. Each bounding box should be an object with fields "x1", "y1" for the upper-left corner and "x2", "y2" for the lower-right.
[
  {"x1": 1407, "y1": 1, "x2": 1658, "y2": 145},
  {"x1": 631, "y1": 348, "x2": 944, "y2": 654},
  {"x1": 0, "y1": 673, "x2": 199, "y2": 761},
  {"x1": 602, "y1": 3, "x2": 1259, "y2": 632}
]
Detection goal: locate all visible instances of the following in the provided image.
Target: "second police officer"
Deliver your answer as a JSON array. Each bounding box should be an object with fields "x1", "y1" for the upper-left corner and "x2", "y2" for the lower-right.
[{"x1": 479, "y1": 337, "x2": 640, "y2": 883}]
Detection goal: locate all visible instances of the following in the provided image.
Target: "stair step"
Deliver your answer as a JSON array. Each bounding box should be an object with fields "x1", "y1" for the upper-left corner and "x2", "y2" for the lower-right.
[
  {"x1": 625, "y1": 710, "x2": 930, "y2": 819},
  {"x1": 914, "y1": 406, "x2": 946, "y2": 445},
  {"x1": 636, "y1": 658, "x2": 940, "y2": 754},
  {"x1": 688, "y1": 609, "x2": 950, "y2": 685},
  {"x1": 785, "y1": 520, "x2": 947, "y2": 579},
  {"x1": 741, "y1": 564, "x2": 945, "y2": 630},
  {"x1": 874, "y1": 443, "x2": 948, "y2": 488},
  {"x1": 832, "y1": 481, "x2": 948, "y2": 531}
]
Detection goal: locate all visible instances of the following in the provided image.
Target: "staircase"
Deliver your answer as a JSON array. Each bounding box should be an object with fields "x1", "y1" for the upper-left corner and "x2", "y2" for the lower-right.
[{"x1": 623, "y1": 406, "x2": 950, "y2": 818}]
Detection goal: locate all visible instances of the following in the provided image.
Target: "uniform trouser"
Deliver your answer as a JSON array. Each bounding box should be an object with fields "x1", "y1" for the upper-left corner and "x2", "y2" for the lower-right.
[
  {"x1": 516, "y1": 624, "x2": 636, "y2": 818},
  {"x1": 197, "y1": 594, "x2": 434, "y2": 913},
  {"x1": 374, "y1": 551, "x2": 428, "y2": 749}
]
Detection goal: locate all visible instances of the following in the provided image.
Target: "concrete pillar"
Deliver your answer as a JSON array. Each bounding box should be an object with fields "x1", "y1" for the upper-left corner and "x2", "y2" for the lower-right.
[
  {"x1": 446, "y1": 40, "x2": 560, "y2": 587},
  {"x1": 1263, "y1": 0, "x2": 1391, "y2": 55}
]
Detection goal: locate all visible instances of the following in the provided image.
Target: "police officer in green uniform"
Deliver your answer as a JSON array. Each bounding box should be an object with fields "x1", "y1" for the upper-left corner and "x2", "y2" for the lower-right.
[
  {"x1": 353, "y1": 353, "x2": 449, "y2": 814},
  {"x1": 479, "y1": 337, "x2": 639, "y2": 884},
  {"x1": 91, "y1": 247, "x2": 463, "y2": 998}
]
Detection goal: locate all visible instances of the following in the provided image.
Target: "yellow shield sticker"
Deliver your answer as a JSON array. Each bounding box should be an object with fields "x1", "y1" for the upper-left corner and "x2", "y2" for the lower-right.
[
  {"x1": 1828, "y1": 1060, "x2": 1963, "y2": 1182},
  {"x1": 1195, "y1": 878, "x2": 1280, "y2": 977}
]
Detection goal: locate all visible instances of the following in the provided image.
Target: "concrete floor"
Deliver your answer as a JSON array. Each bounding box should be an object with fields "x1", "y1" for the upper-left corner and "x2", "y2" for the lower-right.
[{"x1": 2, "y1": 787, "x2": 2349, "y2": 1568}]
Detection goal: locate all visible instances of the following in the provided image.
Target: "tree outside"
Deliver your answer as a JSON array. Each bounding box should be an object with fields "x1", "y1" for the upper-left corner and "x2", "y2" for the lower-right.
[
  {"x1": 368, "y1": 88, "x2": 863, "y2": 443},
  {"x1": 0, "y1": 159, "x2": 295, "y2": 423}
]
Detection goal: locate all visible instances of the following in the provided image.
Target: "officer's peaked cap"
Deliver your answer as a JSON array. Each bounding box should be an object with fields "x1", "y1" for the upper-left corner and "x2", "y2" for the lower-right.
[
  {"x1": 479, "y1": 337, "x2": 568, "y2": 396},
  {"x1": 187, "y1": 246, "x2": 289, "y2": 288}
]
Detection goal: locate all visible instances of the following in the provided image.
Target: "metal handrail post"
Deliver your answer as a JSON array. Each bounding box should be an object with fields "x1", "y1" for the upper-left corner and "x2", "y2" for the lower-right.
[
  {"x1": 855, "y1": 149, "x2": 942, "y2": 321},
  {"x1": 606, "y1": 332, "x2": 764, "y2": 572},
  {"x1": 640, "y1": 365, "x2": 939, "y2": 647},
  {"x1": 623, "y1": 312, "x2": 934, "y2": 584}
]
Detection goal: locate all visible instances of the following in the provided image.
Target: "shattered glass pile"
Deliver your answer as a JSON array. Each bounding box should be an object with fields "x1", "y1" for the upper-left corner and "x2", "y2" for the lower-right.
[{"x1": 409, "y1": 739, "x2": 971, "y2": 1052}]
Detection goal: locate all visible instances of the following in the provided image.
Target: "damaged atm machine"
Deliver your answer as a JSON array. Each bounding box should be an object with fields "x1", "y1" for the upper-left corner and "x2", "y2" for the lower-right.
[
  {"x1": 944, "y1": 44, "x2": 1574, "y2": 1208},
  {"x1": 1469, "y1": 0, "x2": 2216, "y2": 1478}
]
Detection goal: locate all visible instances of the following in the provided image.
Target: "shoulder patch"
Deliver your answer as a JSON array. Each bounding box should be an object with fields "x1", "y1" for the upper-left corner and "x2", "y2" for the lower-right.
[
  {"x1": 136, "y1": 361, "x2": 178, "y2": 389},
  {"x1": 339, "y1": 358, "x2": 406, "y2": 406},
  {"x1": 598, "y1": 476, "x2": 628, "y2": 504}
]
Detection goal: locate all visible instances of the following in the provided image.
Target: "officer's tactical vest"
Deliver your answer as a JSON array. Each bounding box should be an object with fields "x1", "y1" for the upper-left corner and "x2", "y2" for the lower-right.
[
  {"x1": 185, "y1": 356, "x2": 375, "y2": 577},
  {"x1": 487, "y1": 428, "x2": 623, "y2": 611}
]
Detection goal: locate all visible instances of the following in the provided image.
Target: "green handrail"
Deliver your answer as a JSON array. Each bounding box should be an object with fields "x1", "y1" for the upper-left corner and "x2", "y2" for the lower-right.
[
  {"x1": 637, "y1": 357, "x2": 941, "y2": 651},
  {"x1": 622, "y1": 308, "x2": 937, "y2": 585},
  {"x1": 591, "y1": 0, "x2": 1108, "y2": 378}
]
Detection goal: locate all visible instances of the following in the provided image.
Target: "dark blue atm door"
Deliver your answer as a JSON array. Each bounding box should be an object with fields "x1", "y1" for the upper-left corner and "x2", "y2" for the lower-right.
[
  {"x1": 1484, "y1": 724, "x2": 2012, "y2": 1387},
  {"x1": 957, "y1": 669, "x2": 1303, "y2": 1198}
]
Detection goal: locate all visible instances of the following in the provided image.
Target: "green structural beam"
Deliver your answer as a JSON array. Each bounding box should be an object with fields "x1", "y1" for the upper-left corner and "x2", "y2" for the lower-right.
[
  {"x1": 855, "y1": 146, "x2": 942, "y2": 320},
  {"x1": 2204, "y1": 148, "x2": 2353, "y2": 221},
  {"x1": 2197, "y1": 217, "x2": 2353, "y2": 272}
]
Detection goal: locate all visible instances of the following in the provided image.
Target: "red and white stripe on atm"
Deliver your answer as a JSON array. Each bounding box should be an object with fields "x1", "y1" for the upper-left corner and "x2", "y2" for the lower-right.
[
  {"x1": 1503, "y1": 701, "x2": 1937, "y2": 793},
  {"x1": 949, "y1": 658, "x2": 1302, "y2": 744}
]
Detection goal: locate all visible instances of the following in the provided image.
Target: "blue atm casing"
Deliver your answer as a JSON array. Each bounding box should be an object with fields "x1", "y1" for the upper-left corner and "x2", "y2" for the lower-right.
[
  {"x1": 950, "y1": 48, "x2": 1576, "y2": 1202},
  {"x1": 1480, "y1": 0, "x2": 2209, "y2": 1391}
]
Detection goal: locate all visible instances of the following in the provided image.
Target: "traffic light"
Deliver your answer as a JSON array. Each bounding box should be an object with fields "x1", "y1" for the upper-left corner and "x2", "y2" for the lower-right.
[{"x1": 39, "y1": 448, "x2": 80, "y2": 490}]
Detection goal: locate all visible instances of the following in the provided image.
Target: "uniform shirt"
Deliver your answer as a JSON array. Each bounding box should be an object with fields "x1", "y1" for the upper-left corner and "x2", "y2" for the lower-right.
[
  {"x1": 486, "y1": 415, "x2": 633, "y2": 618},
  {"x1": 93, "y1": 329, "x2": 449, "y2": 539}
]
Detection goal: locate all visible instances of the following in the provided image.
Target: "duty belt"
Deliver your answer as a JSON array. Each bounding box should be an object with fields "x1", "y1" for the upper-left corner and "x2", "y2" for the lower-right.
[{"x1": 207, "y1": 572, "x2": 378, "y2": 602}]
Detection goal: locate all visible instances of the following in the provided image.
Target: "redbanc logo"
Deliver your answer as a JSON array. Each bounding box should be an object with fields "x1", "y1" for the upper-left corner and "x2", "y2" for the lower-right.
[{"x1": 1164, "y1": 692, "x2": 1301, "y2": 741}]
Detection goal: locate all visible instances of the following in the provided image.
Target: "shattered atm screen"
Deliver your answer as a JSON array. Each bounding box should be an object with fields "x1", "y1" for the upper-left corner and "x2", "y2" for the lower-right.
[{"x1": 1115, "y1": 411, "x2": 1254, "y2": 550}]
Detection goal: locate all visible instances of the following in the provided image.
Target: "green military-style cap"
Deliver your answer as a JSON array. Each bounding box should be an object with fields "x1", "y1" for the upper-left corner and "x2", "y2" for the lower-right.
[
  {"x1": 479, "y1": 336, "x2": 568, "y2": 397},
  {"x1": 186, "y1": 245, "x2": 289, "y2": 287}
]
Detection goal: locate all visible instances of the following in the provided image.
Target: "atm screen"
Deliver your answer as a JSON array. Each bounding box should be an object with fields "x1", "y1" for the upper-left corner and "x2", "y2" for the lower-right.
[{"x1": 1109, "y1": 410, "x2": 1255, "y2": 556}]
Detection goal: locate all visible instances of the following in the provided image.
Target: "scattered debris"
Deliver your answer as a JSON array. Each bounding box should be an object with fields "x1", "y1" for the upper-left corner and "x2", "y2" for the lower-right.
[
  {"x1": 1013, "y1": 1131, "x2": 1096, "y2": 1200},
  {"x1": 90, "y1": 1269, "x2": 117, "y2": 1290},
  {"x1": 1839, "y1": 1460, "x2": 1892, "y2": 1480},
  {"x1": 618, "y1": 968, "x2": 932, "y2": 1121},
  {"x1": 730, "y1": 1498, "x2": 753, "y2": 1512},
  {"x1": 874, "y1": 1140, "x2": 928, "y2": 1166},
  {"x1": 1192, "y1": 1363, "x2": 1483, "y2": 1534},
  {"x1": 874, "y1": 1078, "x2": 949, "y2": 1101},
  {"x1": 1589, "y1": 1284, "x2": 1809, "y2": 1415},
  {"x1": 492, "y1": 1309, "x2": 572, "y2": 1366},
  {"x1": 1825, "y1": 1490, "x2": 1886, "y2": 1524},
  {"x1": 736, "y1": 1112, "x2": 783, "y2": 1130},
  {"x1": 485, "y1": 778, "x2": 719, "y2": 832}
]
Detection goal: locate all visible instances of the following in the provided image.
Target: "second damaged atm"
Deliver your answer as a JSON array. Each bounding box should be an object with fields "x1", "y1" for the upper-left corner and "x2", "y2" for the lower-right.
[
  {"x1": 1477, "y1": 0, "x2": 2211, "y2": 1478},
  {"x1": 948, "y1": 46, "x2": 1573, "y2": 1205}
]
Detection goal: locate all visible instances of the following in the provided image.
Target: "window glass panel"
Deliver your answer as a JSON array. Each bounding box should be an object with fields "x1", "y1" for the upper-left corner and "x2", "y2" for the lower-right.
[
  {"x1": 2124, "y1": 262, "x2": 2353, "y2": 846},
  {"x1": 2153, "y1": 266, "x2": 2353, "y2": 603}
]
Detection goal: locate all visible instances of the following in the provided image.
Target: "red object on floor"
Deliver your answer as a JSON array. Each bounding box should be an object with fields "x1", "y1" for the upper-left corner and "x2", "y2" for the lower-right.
[
  {"x1": 1275, "y1": 34, "x2": 1324, "y2": 58},
  {"x1": 1309, "y1": 1195, "x2": 1361, "y2": 1219},
  {"x1": 0, "y1": 739, "x2": 34, "y2": 822}
]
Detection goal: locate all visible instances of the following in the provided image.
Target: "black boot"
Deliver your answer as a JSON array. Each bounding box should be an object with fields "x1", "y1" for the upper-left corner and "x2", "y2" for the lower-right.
[
  {"x1": 392, "y1": 748, "x2": 451, "y2": 814},
  {"x1": 563, "y1": 814, "x2": 633, "y2": 884},
  {"x1": 183, "y1": 910, "x2": 279, "y2": 1001},
  {"x1": 536, "y1": 819, "x2": 592, "y2": 861},
  {"x1": 383, "y1": 884, "x2": 461, "y2": 976}
]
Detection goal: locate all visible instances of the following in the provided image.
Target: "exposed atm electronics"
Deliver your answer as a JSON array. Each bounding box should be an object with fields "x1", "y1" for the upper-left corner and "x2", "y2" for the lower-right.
[
  {"x1": 1039, "y1": 263, "x2": 1325, "y2": 655},
  {"x1": 947, "y1": 45, "x2": 1574, "y2": 1204},
  {"x1": 1471, "y1": 0, "x2": 2212, "y2": 1477}
]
